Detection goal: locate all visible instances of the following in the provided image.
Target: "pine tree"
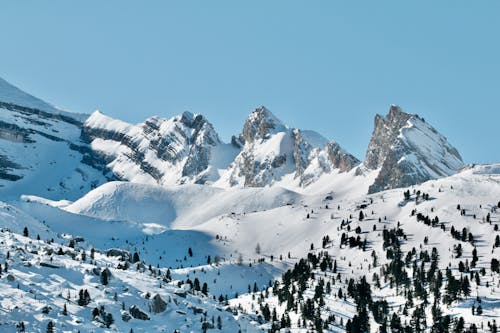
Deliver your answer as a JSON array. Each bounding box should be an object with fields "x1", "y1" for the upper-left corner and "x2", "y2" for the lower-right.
[
  {"x1": 46, "y1": 321, "x2": 54, "y2": 333},
  {"x1": 454, "y1": 317, "x2": 465, "y2": 333},
  {"x1": 193, "y1": 278, "x2": 201, "y2": 291},
  {"x1": 491, "y1": 258, "x2": 500, "y2": 273},
  {"x1": 23, "y1": 227, "x2": 29, "y2": 237},
  {"x1": 255, "y1": 243, "x2": 261, "y2": 255},
  {"x1": 101, "y1": 269, "x2": 108, "y2": 285},
  {"x1": 217, "y1": 315, "x2": 222, "y2": 329}
]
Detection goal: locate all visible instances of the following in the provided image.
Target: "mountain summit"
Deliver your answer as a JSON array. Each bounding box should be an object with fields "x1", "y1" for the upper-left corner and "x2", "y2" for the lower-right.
[
  {"x1": 222, "y1": 106, "x2": 359, "y2": 187},
  {"x1": 364, "y1": 105, "x2": 464, "y2": 193}
]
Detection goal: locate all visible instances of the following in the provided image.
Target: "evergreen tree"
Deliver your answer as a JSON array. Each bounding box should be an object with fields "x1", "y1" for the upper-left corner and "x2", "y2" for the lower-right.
[
  {"x1": 492, "y1": 258, "x2": 500, "y2": 273},
  {"x1": 193, "y1": 278, "x2": 201, "y2": 291},
  {"x1": 46, "y1": 321, "x2": 54, "y2": 333},
  {"x1": 255, "y1": 243, "x2": 261, "y2": 255},
  {"x1": 202, "y1": 282, "x2": 209, "y2": 296},
  {"x1": 132, "y1": 252, "x2": 140, "y2": 263},
  {"x1": 101, "y1": 269, "x2": 109, "y2": 285}
]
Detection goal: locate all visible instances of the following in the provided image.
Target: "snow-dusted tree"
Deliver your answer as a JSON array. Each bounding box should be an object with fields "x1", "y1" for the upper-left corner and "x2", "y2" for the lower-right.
[{"x1": 255, "y1": 243, "x2": 261, "y2": 255}]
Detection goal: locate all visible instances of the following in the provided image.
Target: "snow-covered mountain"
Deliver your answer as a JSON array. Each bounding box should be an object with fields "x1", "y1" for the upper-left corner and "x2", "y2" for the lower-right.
[
  {"x1": 219, "y1": 106, "x2": 360, "y2": 187},
  {"x1": 364, "y1": 105, "x2": 464, "y2": 193},
  {"x1": 1, "y1": 76, "x2": 498, "y2": 333},
  {"x1": 82, "y1": 110, "x2": 238, "y2": 186},
  {"x1": 0, "y1": 77, "x2": 466, "y2": 196}
]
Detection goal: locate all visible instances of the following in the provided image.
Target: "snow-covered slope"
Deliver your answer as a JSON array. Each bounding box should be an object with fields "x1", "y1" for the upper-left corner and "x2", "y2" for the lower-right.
[
  {"x1": 365, "y1": 105, "x2": 464, "y2": 193},
  {"x1": 0, "y1": 77, "x2": 86, "y2": 121},
  {"x1": 63, "y1": 181, "x2": 302, "y2": 229},
  {"x1": 0, "y1": 79, "x2": 109, "y2": 200},
  {"x1": 1, "y1": 163, "x2": 499, "y2": 332}
]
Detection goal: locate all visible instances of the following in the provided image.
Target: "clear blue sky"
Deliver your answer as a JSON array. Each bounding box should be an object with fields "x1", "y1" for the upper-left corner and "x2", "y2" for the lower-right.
[{"x1": 1, "y1": 1, "x2": 498, "y2": 163}]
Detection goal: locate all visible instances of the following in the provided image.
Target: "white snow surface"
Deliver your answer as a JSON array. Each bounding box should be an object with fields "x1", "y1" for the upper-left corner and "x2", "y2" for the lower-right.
[{"x1": 0, "y1": 77, "x2": 87, "y2": 121}]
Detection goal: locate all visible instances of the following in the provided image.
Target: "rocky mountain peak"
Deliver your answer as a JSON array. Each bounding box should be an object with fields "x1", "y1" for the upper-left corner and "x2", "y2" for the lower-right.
[
  {"x1": 365, "y1": 104, "x2": 412, "y2": 169},
  {"x1": 365, "y1": 105, "x2": 464, "y2": 193},
  {"x1": 239, "y1": 106, "x2": 286, "y2": 144}
]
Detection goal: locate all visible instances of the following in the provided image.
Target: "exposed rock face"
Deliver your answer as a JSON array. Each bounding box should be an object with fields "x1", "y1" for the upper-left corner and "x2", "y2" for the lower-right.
[
  {"x1": 151, "y1": 294, "x2": 167, "y2": 313},
  {"x1": 365, "y1": 105, "x2": 464, "y2": 193},
  {"x1": 239, "y1": 106, "x2": 287, "y2": 144},
  {"x1": 225, "y1": 107, "x2": 359, "y2": 187},
  {"x1": 326, "y1": 142, "x2": 360, "y2": 172},
  {"x1": 129, "y1": 305, "x2": 150, "y2": 320},
  {"x1": 83, "y1": 111, "x2": 234, "y2": 186}
]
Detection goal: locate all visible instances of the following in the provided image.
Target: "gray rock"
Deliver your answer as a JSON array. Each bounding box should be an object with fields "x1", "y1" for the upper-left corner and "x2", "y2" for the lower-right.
[
  {"x1": 365, "y1": 105, "x2": 464, "y2": 193},
  {"x1": 39, "y1": 262, "x2": 60, "y2": 269},
  {"x1": 151, "y1": 294, "x2": 167, "y2": 313},
  {"x1": 106, "y1": 248, "x2": 130, "y2": 261},
  {"x1": 129, "y1": 305, "x2": 150, "y2": 320}
]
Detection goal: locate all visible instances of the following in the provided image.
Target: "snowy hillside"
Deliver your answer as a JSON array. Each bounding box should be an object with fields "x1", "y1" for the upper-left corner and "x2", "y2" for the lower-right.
[{"x1": 1, "y1": 163, "x2": 499, "y2": 332}]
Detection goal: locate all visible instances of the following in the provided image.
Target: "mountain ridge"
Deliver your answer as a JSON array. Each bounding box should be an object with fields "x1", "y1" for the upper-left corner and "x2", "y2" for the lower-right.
[{"x1": 0, "y1": 76, "x2": 468, "y2": 196}]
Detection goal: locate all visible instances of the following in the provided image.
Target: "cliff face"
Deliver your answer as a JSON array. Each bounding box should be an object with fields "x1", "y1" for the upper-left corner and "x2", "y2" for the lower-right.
[{"x1": 365, "y1": 105, "x2": 464, "y2": 193}]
